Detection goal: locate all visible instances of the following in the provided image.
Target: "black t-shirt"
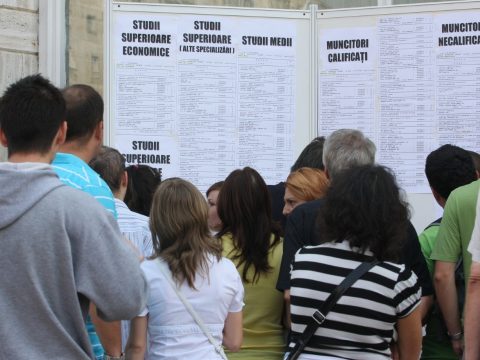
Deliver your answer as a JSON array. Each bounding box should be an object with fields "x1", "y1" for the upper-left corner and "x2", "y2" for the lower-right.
[
  {"x1": 267, "y1": 182, "x2": 287, "y2": 233},
  {"x1": 276, "y1": 199, "x2": 434, "y2": 297}
]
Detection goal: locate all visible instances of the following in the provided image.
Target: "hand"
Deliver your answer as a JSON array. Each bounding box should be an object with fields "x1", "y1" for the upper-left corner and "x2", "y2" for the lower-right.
[{"x1": 450, "y1": 338, "x2": 464, "y2": 357}]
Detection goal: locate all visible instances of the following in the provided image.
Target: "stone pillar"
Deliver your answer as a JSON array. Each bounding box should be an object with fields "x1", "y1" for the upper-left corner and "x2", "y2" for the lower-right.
[{"x1": 0, "y1": 0, "x2": 39, "y2": 161}]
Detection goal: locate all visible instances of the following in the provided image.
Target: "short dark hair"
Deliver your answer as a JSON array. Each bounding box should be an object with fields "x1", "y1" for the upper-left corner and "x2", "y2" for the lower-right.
[
  {"x1": 468, "y1": 150, "x2": 480, "y2": 173},
  {"x1": 124, "y1": 165, "x2": 161, "y2": 216},
  {"x1": 318, "y1": 165, "x2": 409, "y2": 262},
  {"x1": 425, "y1": 145, "x2": 476, "y2": 200},
  {"x1": 291, "y1": 136, "x2": 325, "y2": 172},
  {"x1": 217, "y1": 167, "x2": 281, "y2": 283},
  {"x1": 89, "y1": 146, "x2": 125, "y2": 193},
  {"x1": 62, "y1": 84, "x2": 103, "y2": 142},
  {"x1": 0, "y1": 74, "x2": 65, "y2": 156}
]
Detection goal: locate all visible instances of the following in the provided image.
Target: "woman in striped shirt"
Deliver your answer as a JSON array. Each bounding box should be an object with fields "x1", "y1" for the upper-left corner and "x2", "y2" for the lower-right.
[{"x1": 288, "y1": 165, "x2": 422, "y2": 360}]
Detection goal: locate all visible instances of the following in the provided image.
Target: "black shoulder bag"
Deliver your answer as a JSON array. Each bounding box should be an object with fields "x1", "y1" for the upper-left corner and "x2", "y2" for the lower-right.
[{"x1": 286, "y1": 260, "x2": 380, "y2": 360}]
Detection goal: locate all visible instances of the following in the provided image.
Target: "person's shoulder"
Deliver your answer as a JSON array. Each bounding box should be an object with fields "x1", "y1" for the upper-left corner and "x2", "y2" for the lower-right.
[
  {"x1": 85, "y1": 165, "x2": 111, "y2": 191},
  {"x1": 419, "y1": 222, "x2": 440, "y2": 242},
  {"x1": 267, "y1": 182, "x2": 285, "y2": 194},
  {"x1": 218, "y1": 256, "x2": 237, "y2": 271},
  {"x1": 294, "y1": 198, "x2": 324, "y2": 214},
  {"x1": 450, "y1": 179, "x2": 480, "y2": 201},
  {"x1": 418, "y1": 224, "x2": 439, "y2": 251},
  {"x1": 117, "y1": 202, "x2": 149, "y2": 226},
  {"x1": 217, "y1": 256, "x2": 242, "y2": 280},
  {"x1": 140, "y1": 257, "x2": 162, "y2": 278},
  {"x1": 52, "y1": 184, "x2": 103, "y2": 207},
  {"x1": 220, "y1": 232, "x2": 235, "y2": 251},
  {"x1": 287, "y1": 199, "x2": 324, "y2": 225}
]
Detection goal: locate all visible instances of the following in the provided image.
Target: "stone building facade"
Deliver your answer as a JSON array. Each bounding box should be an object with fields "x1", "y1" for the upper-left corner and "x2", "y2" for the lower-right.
[{"x1": 0, "y1": 0, "x2": 38, "y2": 161}]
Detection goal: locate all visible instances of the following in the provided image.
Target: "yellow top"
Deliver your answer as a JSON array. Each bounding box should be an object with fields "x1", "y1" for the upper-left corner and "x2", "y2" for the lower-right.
[{"x1": 221, "y1": 233, "x2": 285, "y2": 359}]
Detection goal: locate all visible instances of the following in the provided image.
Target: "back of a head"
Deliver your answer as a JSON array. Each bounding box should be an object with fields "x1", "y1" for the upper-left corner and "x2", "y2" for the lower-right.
[
  {"x1": 318, "y1": 164, "x2": 408, "y2": 262},
  {"x1": 0, "y1": 74, "x2": 65, "y2": 156},
  {"x1": 217, "y1": 166, "x2": 280, "y2": 282},
  {"x1": 322, "y1": 129, "x2": 376, "y2": 181},
  {"x1": 62, "y1": 84, "x2": 103, "y2": 143},
  {"x1": 206, "y1": 181, "x2": 224, "y2": 197},
  {"x1": 426, "y1": 144, "x2": 476, "y2": 200},
  {"x1": 89, "y1": 146, "x2": 125, "y2": 193},
  {"x1": 285, "y1": 167, "x2": 329, "y2": 201},
  {"x1": 291, "y1": 136, "x2": 325, "y2": 172},
  {"x1": 125, "y1": 164, "x2": 161, "y2": 216},
  {"x1": 150, "y1": 178, "x2": 221, "y2": 288}
]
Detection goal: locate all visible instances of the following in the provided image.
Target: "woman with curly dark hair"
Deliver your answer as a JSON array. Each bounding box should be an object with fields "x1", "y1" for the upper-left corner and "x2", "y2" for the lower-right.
[
  {"x1": 287, "y1": 165, "x2": 422, "y2": 360},
  {"x1": 217, "y1": 167, "x2": 285, "y2": 359}
]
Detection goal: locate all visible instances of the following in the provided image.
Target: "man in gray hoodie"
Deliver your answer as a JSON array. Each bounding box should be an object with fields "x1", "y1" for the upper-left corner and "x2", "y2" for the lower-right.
[{"x1": 0, "y1": 74, "x2": 148, "y2": 359}]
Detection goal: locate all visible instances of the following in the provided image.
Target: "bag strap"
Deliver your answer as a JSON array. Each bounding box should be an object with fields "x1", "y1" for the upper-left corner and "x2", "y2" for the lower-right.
[
  {"x1": 287, "y1": 260, "x2": 380, "y2": 360},
  {"x1": 155, "y1": 259, "x2": 228, "y2": 360}
]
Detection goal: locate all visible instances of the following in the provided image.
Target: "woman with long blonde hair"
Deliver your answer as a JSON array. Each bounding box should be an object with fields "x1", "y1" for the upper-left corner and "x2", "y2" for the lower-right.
[{"x1": 126, "y1": 178, "x2": 244, "y2": 360}]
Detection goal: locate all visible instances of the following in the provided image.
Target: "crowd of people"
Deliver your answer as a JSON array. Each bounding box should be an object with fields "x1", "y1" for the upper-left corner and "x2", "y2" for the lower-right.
[{"x1": 1, "y1": 73, "x2": 480, "y2": 360}]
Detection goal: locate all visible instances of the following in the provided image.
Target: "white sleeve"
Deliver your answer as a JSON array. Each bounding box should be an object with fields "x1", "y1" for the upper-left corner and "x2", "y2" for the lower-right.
[
  {"x1": 138, "y1": 308, "x2": 149, "y2": 317},
  {"x1": 229, "y1": 271, "x2": 245, "y2": 313}
]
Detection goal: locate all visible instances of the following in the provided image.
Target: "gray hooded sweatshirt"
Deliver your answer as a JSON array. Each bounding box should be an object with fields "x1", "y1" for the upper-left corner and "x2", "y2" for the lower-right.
[{"x1": 0, "y1": 163, "x2": 148, "y2": 359}]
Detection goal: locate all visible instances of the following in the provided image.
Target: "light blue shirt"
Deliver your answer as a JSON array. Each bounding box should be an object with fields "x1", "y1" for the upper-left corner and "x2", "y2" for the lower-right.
[
  {"x1": 52, "y1": 152, "x2": 117, "y2": 359},
  {"x1": 52, "y1": 152, "x2": 117, "y2": 218}
]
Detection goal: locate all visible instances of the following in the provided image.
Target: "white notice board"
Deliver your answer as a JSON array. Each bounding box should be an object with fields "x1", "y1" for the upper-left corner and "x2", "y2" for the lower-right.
[
  {"x1": 317, "y1": 1, "x2": 480, "y2": 231},
  {"x1": 105, "y1": 2, "x2": 313, "y2": 194},
  {"x1": 106, "y1": 1, "x2": 480, "y2": 233}
]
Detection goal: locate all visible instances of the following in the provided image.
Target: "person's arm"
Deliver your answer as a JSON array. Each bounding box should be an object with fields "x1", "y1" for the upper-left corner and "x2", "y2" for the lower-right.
[
  {"x1": 283, "y1": 289, "x2": 291, "y2": 329},
  {"x1": 222, "y1": 311, "x2": 243, "y2": 352},
  {"x1": 434, "y1": 261, "x2": 463, "y2": 356},
  {"x1": 276, "y1": 209, "x2": 305, "y2": 292},
  {"x1": 71, "y1": 205, "x2": 148, "y2": 321},
  {"x1": 89, "y1": 304, "x2": 122, "y2": 357},
  {"x1": 403, "y1": 222, "x2": 434, "y2": 323},
  {"x1": 419, "y1": 295, "x2": 433, "y2": 324},
  {"x1": 396, "y1": 306, "x2": 422, "y2": 360},
  {"x1": 125, "y1": 316, "x2": 148, "y2": 360},
  {"x1": 464, "y1": 261, "x2": 480, "y2": 359}
]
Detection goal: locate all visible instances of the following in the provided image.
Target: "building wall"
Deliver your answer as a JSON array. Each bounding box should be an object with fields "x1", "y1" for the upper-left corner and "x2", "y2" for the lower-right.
[{"x1": 0, "y1": 0, "x2": 39, "y2": 161}]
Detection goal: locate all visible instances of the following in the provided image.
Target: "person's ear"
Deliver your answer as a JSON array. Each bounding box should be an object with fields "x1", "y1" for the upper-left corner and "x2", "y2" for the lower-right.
[
  {"x1": 121, "y1": 170, "x2": 128, "y2": 188},
  {"x1": 431, "y1": 187, "x2": 446, "y2": 208},
  {"x1": 0, "y1": 128, "x2": 8, "y2": 147},
  {"x1": 324, "y1": 168, "x2": 330, "y2": 180},
  {"x1": 94, "y1": 121, "x2": 104, "y2": 143},
  {"x1": 54, "y1": 121, "x2": 67, "y2": 147}
]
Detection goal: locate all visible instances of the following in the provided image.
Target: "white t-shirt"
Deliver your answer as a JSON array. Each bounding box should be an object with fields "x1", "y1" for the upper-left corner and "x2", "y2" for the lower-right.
[
  {"x1": 468, "y1": 191, "x2": 480, "y2": 262},
  {"x1": 140, "y1": 255, "x2": 244, "y2": 360}
]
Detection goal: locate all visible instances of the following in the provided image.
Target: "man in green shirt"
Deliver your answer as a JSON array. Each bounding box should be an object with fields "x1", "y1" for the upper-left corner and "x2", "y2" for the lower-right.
[
  {"x1": 430, "y1": 147, "x2": 479, "y2": 357},
  {"x1": 418, "y1": 144, "x2": 477, "y2": 359}
]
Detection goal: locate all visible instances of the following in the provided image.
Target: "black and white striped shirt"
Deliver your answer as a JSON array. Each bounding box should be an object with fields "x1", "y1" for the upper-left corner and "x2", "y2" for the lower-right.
[{"x1": 289, "y1": 240, "x2": 421, "y2": 359}]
